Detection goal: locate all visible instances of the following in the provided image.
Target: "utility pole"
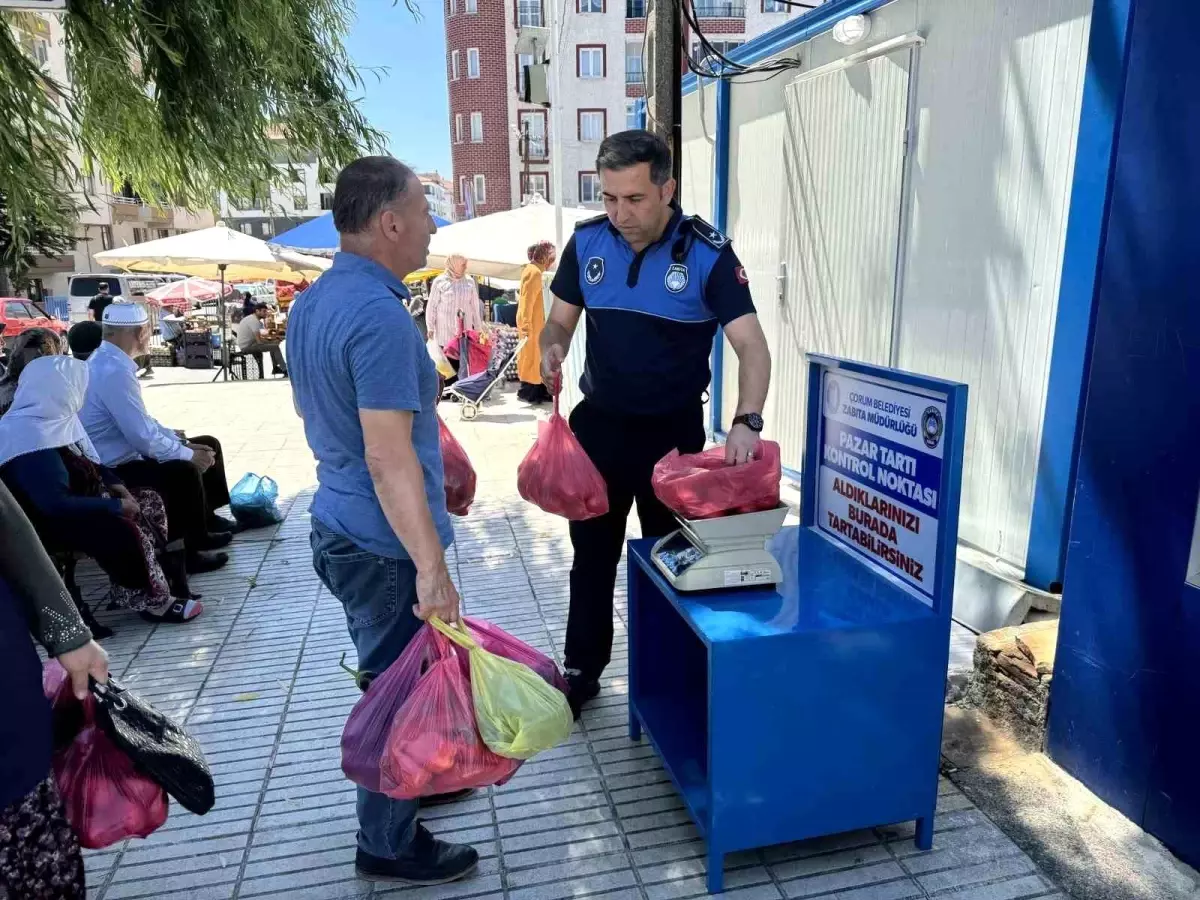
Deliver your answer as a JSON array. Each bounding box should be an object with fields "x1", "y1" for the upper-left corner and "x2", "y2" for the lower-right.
[
  {"x1": 646, "y1": 0, "x2": 683, "y2": 184},
  {"x1": 547, "y1": 0, "x2": 566, "y2": 251}
]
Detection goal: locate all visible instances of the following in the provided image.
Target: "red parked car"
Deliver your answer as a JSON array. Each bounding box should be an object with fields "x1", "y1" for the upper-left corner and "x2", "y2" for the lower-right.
[{"x1": 0, "y1": 298, "x2": 69, "y2": 348}]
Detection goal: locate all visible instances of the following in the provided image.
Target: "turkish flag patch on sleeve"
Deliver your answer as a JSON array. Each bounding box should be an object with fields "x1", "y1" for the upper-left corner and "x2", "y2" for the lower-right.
[{"x1": 735, "y1": 266, "x2": 750, "y2": 285}]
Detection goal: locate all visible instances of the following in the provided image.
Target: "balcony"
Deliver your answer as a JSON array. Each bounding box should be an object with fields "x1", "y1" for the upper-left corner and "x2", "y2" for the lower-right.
[
  {"x1": 517, "y1": 0, "x2": 544, "y2": 27},
  {"x1": 625, "y1": 66, "x2": 645, "y2": 85},
  {"x1": 693, "y1": 0, "x2": 744, "y2": 16},
  {"x1": 626, "y1": 0, "x2": 645, "y2": 16}
]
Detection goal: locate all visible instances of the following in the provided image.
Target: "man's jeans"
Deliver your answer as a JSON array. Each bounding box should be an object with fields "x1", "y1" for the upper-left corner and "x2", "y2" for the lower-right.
[{"x1": 311, "y1": 518, "x2": 421, "y2": 859}]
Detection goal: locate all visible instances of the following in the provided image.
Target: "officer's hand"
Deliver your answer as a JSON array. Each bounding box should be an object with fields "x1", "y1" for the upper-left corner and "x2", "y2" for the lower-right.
[
  {"x1": 725, "y1": 424, "x2": 761, "y2": 466},
  {"x1": 541, "y1": 343, "x2": 566, "y2": 390}
]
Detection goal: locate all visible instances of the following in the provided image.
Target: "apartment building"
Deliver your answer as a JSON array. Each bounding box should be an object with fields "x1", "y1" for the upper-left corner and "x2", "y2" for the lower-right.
[
  {"x1": 418, "y1": 172, "x2": 456, "y2": 221},
  {"x1": 11, "y1": 14, "x2": 215, "y2": 298},
  {"x1": 445, "y1": 0, "x2": 823, "y2": 217}
]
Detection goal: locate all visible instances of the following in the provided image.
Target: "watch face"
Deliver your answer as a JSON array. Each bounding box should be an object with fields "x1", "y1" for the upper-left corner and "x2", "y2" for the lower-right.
[{"x1": 739, "y1": 413, "x2": 764, "y2": 432}]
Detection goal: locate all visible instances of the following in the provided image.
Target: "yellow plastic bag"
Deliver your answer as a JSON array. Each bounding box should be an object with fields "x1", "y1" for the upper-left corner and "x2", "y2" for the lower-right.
[
  {"x1": 431, "y1": 618, "x2": 573, "y2": 760},
  {"x1": 427, "y1": 338, "x2": 455, "y2": 379}
]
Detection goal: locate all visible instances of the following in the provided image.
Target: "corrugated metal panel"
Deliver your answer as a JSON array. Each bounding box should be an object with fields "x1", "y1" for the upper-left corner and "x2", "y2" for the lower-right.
[
  {"x1": 889, "y1": 0, "x2": 1092, "y2": 565},
  {"x1": 770, "y1": 51, "x2": 913, "y2": 472}
]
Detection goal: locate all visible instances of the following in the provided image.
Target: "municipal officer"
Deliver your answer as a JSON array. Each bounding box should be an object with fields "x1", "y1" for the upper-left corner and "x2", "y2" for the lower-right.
[{"x1": 541, "y1": 130, "x2": 772, "y2": 718}]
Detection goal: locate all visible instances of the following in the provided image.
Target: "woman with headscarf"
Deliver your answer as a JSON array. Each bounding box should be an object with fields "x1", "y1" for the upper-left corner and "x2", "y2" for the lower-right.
[
  {"x1": 517, "y1": 241, "x2": 556, "y2": 404},
  {"x1": 0, "y1": 356, "x2": 202, "y2": 624},
  {"x1": 0, "y1": 479, "x2": 107, "y2": 900},
  {"x1": 0, "y1": 327, "x2": 62, "y2": 416},
  {"x1": 426, "y1": 254, "x2": 483, "y2": 350}
]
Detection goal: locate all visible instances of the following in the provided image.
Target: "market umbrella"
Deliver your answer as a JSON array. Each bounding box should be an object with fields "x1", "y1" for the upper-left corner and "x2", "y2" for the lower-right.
[
  {"x1": 94, "y1": 224, "x2": 330, "y2": 380},
  {"x1": 273, "y1": 211, "x2": 451, "y2": 253},
  {"x1": 426, "y1": 199, "x2": 595, "y2": 280},
  {"x1": 146, "y1": 276, "x2": 237, "y2": 311}
]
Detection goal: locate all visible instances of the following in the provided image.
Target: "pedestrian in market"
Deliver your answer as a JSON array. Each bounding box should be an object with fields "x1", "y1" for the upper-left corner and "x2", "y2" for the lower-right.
[
  {"x1": 540, "y1": 130, "x2": 772, "y2": 719},
  {"x1": 516, "y1": 240, "x2": 556, "y2": 404},
  {"x1": 287, "y1": 156, "x2": 478, "y2": 886}
]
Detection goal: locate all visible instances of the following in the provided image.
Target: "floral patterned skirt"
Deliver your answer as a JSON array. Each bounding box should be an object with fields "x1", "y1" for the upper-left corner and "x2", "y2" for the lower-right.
[
  {"x1": 109, "y1": 488, "x2": 172, "y2": 613},
  {"x1": 0, "y1": 776, "x2": 85, "y2": 900}
]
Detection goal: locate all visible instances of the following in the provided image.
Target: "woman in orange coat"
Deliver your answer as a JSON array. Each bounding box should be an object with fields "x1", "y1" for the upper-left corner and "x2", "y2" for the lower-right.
[{"x1": 516, "y1": 241, "x2": 556, "y2": 404}]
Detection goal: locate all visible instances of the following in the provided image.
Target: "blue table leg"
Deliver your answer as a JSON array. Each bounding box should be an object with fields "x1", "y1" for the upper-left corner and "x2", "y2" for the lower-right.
[
  {"x1": 915, "y1": 815, "x2": 934, "y2": 851},
  {"x1": 629, "y1": 707, "x2": 642, "y2": 742},
  {"x1": 706, "y1": 845, "x2": 725, "y2": 893}
]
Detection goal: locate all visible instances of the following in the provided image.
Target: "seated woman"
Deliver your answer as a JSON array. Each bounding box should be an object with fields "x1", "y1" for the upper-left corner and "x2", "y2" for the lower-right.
[
  {"x1": 0, "y1": 356, "x2": 202, "y2": 624},
  {"x1": 0, "y1": 327, "x2": 62, "y2": 416}
]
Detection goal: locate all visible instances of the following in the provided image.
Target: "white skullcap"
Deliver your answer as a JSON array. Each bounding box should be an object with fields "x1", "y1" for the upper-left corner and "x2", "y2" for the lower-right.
[{"x1": 102, "y1": 302, "x2": 149, "y2": 326}]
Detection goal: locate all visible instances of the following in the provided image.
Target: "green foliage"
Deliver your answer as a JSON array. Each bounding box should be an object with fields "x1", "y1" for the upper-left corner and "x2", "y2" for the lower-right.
[
  {"x1": 0, "y1": 193, "x2": 77, "y2": 284},
  {"x1": 1, "y1": 0, "x2": 395, "y2": 264}
]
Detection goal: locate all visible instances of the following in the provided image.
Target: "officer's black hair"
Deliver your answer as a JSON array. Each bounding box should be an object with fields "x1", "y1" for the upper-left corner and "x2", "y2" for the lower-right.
[
  {"x1": 333, "y1": 156, "x2": 417, "y2": 235},
  {"x1": 596, "y1": 130, "x2": 672, "y2": 186}
]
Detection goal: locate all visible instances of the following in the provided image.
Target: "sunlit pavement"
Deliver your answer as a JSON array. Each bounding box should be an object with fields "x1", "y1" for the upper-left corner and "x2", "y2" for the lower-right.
[{"x1": 77, "y1": 373, "x2": 1065, "y2": 900}]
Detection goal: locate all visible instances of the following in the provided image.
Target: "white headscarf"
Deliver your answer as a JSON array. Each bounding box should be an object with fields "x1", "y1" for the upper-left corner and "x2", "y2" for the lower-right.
[{"x1": 0, "y1": 356, "x2": 101, "y2": 469}]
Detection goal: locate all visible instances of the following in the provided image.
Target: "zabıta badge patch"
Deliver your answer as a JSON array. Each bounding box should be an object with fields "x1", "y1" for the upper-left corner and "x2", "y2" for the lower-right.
[
  {"x1": 585, "y1": 257, "x2": 605, "y2": 285},
  {"x1": 664, "y1": 263, "x2": 689, "y2": 293}
]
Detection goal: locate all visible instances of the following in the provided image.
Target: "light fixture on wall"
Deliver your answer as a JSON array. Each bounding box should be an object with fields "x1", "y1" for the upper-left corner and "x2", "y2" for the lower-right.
[{"x1": 831, "y1": 14, "x2": 872, "y2": 46}]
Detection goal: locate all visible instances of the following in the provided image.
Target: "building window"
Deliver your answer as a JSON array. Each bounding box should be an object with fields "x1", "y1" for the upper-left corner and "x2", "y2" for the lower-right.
[
  {"x1": 470, "y1": 112, "x2": 484, "y2": 143},
  {"x1": 448, "y1": 0, "x2": 456, "y2": 13},
  {"x1": 240, "y1": 223, "x2": 253, "y2": 235},
  {"x1": 625, "y1": 47, "x2": 644, "y2": 84},
  {"x1": 579, "y1": 172, "x2": 602, "y2": 204},
  {"x1": 577, "y1": 45, "x2": 606, "y2": 79},
  {"x1": 455, "y1": 113, "x2": 463, "y2": 144},
  {"x1": 451, "y1": 50, "x2": 460, "y2": 80},
  {"x1": 625, "y1": 98, "x2": 644, "y2": 130},
  {"x1": 467, "y1": 48, "x2": 480, "y2": 78},
  {"x1": 762, "y1": 0, "x2": 787, "y2": 10},
  {"x1": 157, "y1": 228, "x2": 170, "y2": 240},
  {"x1": 517, "y1": 0, "x2": 543, "y2": 26},
  {"x1": 522, "y1": 173, "x2": 549, "y2": 201},
  {"x1": 578, "y1": 0, "x2": 603, "y2": 11},
  {"x1": 693, "y1": 0, "x2": 745, "y2": 16},
  {"x1": 320, "y1": 192, "x2": 334, "y2": 210},
  {"x1": 473, "y1": 174, "x2": 487, "y2": 206},
  {"x1": 626, "y1": 0, "x2": 646, "y2": 15},
  {"x1": 691, "y1": 39, "x2": 743, "y2": 66},
  {"x1": 293, "y1": 184, "x2": 308, "y2": 211},
  {"x1": 517, "y1": 52, "x2": 534, "y2": 97},
  {"x1": 465, "y1": 0, "x2": 477, "y2": 11},
  {"x1": 519, "y1": 110, "x2": 548, "y2": 158},
  {"x1": 132, "y1": 227, "x2": 147, "y2": 244},
  {"x1": 261, "y1": 221, "x2": 274, "y2": 238},
  {"x1": 578, "y1": 109, "x2": 606, "y2": 142},
  {"x1": 99, "y1": 225, "x2": 113, "y2": 251}
]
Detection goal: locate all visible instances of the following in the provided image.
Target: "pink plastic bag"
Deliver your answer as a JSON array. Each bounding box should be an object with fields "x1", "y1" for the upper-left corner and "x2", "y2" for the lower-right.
[
  {"x1": 518, "y1": 388, "x2": 608, "y2": 521},
  {"x1": 463, "y1": 618, "x2": 569, "y2": 695},
  {"x1": 439, "y1": 415, "x2": 477, "y2": 517},
  {"x1": 652, "y1": 441, "x2": 783, "y2": 520},
  {"x1": 53, "y1": 697, "x2": 169, "y2": 849},
  {"x1": 379, "y1": 627, "x2": 519, "y2": 799}
]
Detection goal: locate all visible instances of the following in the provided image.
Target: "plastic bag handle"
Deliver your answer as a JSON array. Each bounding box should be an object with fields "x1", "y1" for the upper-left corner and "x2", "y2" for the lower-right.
[
  {"x1": 429, "y1": 616, "x2": 479, "y2": 651},
  {"x1": 552, "y1": 371, "x2": 561, "y2": 416}
]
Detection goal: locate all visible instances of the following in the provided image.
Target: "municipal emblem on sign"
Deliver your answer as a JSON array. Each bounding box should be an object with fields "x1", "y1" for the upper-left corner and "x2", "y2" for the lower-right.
[
  {"x1": 922, "y1": 406, "x2": 944, "y2": 449},
  {"x1": 824, "y1": 377, "x2": 841, "y2": 416},
  {"x1": 664, "y1": 263, "x2": 689, "y2": 293},
  {"x1": 584, "y1": 257, "x2": 605, "y2": 285}
]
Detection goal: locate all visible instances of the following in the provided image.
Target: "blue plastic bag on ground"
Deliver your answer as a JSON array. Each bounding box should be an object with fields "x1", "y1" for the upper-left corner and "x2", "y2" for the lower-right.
[{"x1": 229, "y1": 474, "x2": 283, "y2": 529}]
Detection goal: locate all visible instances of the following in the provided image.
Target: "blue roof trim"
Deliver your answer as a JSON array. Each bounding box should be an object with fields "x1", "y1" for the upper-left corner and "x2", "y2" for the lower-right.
[{"x1": 682, "y1": 0, "x2": 897, "y2": 96}]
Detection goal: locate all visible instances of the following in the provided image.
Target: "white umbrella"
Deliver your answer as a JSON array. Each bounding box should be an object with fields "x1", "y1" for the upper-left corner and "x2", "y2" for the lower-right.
[
  {"x1": 146, "y1": 277, "x2": 237, "y2": 311},
  {"x1": 427, "y1": 199, "x2": 598, "y2": 280},
  {"x1": 94, "y1": 224, "x2": 330, "y2": 284}
]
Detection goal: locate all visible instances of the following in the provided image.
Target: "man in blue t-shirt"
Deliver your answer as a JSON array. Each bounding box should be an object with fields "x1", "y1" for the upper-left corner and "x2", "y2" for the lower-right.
[
  {"x1": 542, "y1": 130, "x2": 773, "y2": 719},
  {"x1": 288, "y1": 156, "x2": 478, "y2": 887}
]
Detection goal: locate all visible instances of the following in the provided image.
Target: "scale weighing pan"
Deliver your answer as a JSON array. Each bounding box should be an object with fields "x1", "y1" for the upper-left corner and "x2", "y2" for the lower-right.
[{"x1": 651, "y1": 504, "x2": 788, "y2": 593}]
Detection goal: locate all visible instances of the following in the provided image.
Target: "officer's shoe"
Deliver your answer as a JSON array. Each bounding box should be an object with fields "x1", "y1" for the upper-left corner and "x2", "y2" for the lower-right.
[
  {"x1": 355, "y1": 823, "x2": 478, "y2": 886},
  {"x1": 565, "y1": 671, "x2": 601, "y2": 721}
]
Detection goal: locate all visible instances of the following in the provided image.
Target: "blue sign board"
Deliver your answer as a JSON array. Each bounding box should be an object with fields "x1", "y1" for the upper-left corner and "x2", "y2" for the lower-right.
[{"x1": 802, "y1": 355, "x2": 967, "y2": 614}]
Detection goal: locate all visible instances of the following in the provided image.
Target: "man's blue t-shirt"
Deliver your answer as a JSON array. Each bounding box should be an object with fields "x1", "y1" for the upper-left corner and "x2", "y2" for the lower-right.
[{"x1": 288, "y1": 252, "x2": 452, "y2": 559}]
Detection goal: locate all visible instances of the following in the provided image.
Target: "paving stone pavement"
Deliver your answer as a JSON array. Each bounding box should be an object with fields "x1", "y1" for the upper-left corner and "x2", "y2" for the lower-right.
[{"x1": 74, "y1": 375, "x2": 1065, "y2": 900}]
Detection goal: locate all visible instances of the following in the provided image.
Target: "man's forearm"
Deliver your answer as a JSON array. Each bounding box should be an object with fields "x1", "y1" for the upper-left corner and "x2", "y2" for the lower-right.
[
  {"x1": 367, "y1": 451, "x2": 445, "y2": 572},
  {"x1": 734, "y1": 348, "x2": 771, "y2": 416},
  {"x1": 540, "y1": 321, "x2": 572, "y2": 355}
]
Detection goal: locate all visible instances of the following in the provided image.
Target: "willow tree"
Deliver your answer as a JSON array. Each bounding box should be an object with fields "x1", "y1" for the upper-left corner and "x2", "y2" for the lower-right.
[{"x1": 0, "y1": 0, "x2": 391, "y2": 273}]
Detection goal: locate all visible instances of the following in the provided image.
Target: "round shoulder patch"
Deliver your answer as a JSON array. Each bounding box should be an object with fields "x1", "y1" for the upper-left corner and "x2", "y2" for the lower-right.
[
  {"x1": 584, "y1": 257, "x2": 605, "y2": 286},
  {"x1": 735, "y1": 266, "x2": 749, "y2": 285}
]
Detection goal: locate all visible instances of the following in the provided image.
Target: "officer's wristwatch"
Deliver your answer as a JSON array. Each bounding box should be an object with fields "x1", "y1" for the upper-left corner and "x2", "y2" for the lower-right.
[{"x1": 732, "y1": 413, "x2": 764, "y2": 433}]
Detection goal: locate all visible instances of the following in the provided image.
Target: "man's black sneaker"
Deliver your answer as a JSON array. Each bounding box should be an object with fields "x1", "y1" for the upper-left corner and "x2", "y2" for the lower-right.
[
  {"x1": 421, "y1": 788, "x2": 475, "y2": 808},
  {"x1": 207, "y1": 514, "x2": 241, "y2": 534},
  {"x1": 186, "y1": 550, "x2": 229, "y2": 574},
  {"x1": 195, "y1": 530, "x2": 233, "y2": 551},
  {"x1": 565, "y1": 672, "x2": 600, "y2": 721},
  {"x1": 355, "y1": 823, "x2": 478, "y2": 885}
]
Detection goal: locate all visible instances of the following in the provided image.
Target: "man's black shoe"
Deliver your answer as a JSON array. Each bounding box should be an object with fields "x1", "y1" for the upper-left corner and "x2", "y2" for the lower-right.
[
  {"x1": 194, "y1": 531, "x2": 233, "y2": 551},
  {"x1": 186, "y1": 551, "x2": 229, "y2": 574},
  {"x1": 565, "y1": 672, "x2": 600, "y2": 721},
  {"x1": 421, "y1": 788, "x2": 475, "y2": 808},
  {"x1": 354, "y1": 823, "x2": 478, "y2": 885},
  {"x1": 207, "y1": 514, "x2": 241, "y2": 534}
]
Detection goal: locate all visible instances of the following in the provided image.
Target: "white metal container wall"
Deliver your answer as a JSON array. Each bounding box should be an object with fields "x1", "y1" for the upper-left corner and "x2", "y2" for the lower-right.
[{"x1": 714, "y1": 0, "x2": 1092, "y2": 568}]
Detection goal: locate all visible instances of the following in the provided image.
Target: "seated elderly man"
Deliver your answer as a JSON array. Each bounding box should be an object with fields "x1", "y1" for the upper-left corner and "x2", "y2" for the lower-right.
[
  {"x1": 80, "y1": 302, "x2": 235, "y2": 574},
  {"x1": 236, "y1": 301, "x2": 288, "y2": 378}
]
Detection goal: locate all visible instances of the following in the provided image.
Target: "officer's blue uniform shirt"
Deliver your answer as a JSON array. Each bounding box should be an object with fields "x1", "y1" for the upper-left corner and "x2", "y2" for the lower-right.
[{"x1": 550, "y1": 206, "x2": 755, "y2": 415}]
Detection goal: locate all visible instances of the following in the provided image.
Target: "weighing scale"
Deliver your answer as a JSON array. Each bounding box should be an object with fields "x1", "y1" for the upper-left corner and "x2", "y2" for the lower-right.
[{"x1": 651, "y1": 505, "x2": 789, "y2": 592}]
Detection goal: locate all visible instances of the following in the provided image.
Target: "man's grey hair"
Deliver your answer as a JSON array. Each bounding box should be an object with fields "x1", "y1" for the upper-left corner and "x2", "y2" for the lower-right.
[
  {"x1": 596, "y1": 130, "x2": 672, "y2": 186},
  {"x1": 333, "y1": 156, "x2": 417, "y2": 235},
  {"x1": 101, "y1": 323, "x2": 143, "y2": 340}
]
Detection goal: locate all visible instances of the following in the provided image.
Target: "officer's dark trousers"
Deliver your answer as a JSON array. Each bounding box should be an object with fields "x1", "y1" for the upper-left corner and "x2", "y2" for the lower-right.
[{"x1": 565, "y1": 399, "x2": 706, "y2": 682}]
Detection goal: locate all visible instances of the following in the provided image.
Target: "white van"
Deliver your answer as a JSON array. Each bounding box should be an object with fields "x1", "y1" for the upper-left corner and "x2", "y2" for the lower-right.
[{"x1": 66, "y1": 273, "x2": 183, "y2": 323}]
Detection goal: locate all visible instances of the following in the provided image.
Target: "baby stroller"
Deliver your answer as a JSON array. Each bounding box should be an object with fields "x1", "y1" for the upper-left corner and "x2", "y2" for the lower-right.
[{"x1": 442, "y1": 313, "x2": 527, "y2": 420}]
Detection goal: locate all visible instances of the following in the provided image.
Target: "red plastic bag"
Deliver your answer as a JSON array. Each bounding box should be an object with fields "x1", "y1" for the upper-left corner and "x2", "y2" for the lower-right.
[
  {"x1": 517, "y1": 388, "x2": 608, "y2": 521},
  {"x1": 439, "y1": 415, "x2": 477, "y2": 516},
  {"x1": 43, "y1": 660, "x2": 85, "y2": 753},
  {"x1": 53, "y1": 697, "x2": 168, "y2": 849},
  {"x1": 652, "y1": 441, "x2": 783, "y2": 520},
  {"x1": 379, "y1": 627, "x2": 519, "y2": 799}
]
